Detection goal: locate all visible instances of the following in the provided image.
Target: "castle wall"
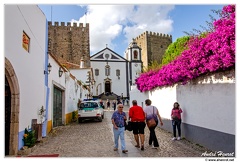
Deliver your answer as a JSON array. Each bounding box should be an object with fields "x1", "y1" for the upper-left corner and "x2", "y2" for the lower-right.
[
  {"x1": 135, "y1": 31, "x2": 172, "y2": 69},
  {"x1": 48, "y1": 22, "x2": 90, "y2": 68}
]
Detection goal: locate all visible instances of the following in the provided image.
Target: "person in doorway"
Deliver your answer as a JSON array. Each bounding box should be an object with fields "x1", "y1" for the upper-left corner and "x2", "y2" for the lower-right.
[
  {"x1": 106, "y1": 99, "x2": 110, "y2": 111},
  {"x1": 129, "y1": 100, "x2": 146, "y2": 150},
  {"x1": 144, "y1": 99, "x2": 163, "y2": 149},
  {"x1": 171, "y1": 102, "x2": 183, "y2": 140},
  {"x1": 111, "y1": 104, "x2": 128, "y2": 153}
]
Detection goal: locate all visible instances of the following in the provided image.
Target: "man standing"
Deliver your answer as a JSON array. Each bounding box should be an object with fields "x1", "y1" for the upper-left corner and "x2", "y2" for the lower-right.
[
  {"x1": 111, "y1": 104, "x2": 128, "y2": 153},
  {"x1": 129, "y1": 100, "x2": 146, "y2": 150},
  {"x1": 112, "y1": 100, "x2": 117, "y2": 111},
  {"x1": 106, "y1": 99, "x2": 110, "y2": 111}
]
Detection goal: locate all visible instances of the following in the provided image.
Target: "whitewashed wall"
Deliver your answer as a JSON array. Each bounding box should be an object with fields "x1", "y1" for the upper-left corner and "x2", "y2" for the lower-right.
[
  {"x1": 5, "y1": 5, "x2": 46, "y2": 130},
  {"x1": 149, "y1": 85, "x2": 177, "y2": 119},
  {"x1": 129, "y1": 85, "x2": 149, "y2": 108},
  {"x1": 70, "y1": 68, "x2": 92, "y2": 100},
  {"x1": 176, "y1": 79, "x2": 235, "y2": 135},
  {"x1": 48, "y1": 56, "x2": 86, "y2": 124},
  {"x1": 130, "y1": 62, "x2": 142, "y2": 85},
  {"x1": 64, "y1": 75, "x2": 80, "y2": 115},
  {"x1": 91, "y1": 61, "x2": 128, "y2": 97},
  {"x1": 48, "y1": 56, "x2": 66, "y2": 123},
  {"x1": 130, "y1": 70, "x2": 235, "y2": 152}
]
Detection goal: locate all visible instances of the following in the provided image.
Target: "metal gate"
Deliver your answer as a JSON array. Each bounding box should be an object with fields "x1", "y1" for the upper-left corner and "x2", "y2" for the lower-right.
[{"x1": 53, "y1": 87, "x2": 63, "y2": 127}]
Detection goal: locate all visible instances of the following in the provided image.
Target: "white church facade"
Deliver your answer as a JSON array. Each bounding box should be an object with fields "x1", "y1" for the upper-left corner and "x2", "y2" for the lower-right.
[{"x1": 90, "y1": 40, "x2": 142, "y2": 99}]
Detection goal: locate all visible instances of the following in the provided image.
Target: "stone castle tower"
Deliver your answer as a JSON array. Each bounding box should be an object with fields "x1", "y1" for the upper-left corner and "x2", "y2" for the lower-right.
[
  {"x1": 47, "y1": 21, "x2": 90, "y2": 68},
  {"x1": 135, "y1": 31, "x2": 172, "y2": 69}
]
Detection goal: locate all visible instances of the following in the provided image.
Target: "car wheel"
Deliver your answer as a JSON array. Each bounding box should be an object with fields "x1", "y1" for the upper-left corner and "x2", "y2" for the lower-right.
[
  {"x1": 102, "y1": 114, "x2": 104, "y2": 119},
  {"x1": 78, "y1": 118, "x2": 83, "y2": 123},
  {"x1": 98, "y1": 117, "x2": 102, "y2": 122}
]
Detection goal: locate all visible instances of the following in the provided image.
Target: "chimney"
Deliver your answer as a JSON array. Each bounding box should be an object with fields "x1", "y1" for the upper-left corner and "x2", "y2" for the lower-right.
[{"x1": 80, "y1": 57, "x2": 84, "y2": 68}]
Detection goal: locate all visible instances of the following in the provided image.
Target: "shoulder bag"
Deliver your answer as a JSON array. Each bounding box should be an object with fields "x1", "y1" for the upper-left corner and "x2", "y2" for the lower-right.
[{"x1": 147, "y1": 106, "x2": 157, "y2": 128}]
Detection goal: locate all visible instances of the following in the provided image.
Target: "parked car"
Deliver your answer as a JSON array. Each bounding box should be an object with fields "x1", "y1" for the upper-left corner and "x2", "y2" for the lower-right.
[{"x1": 78, "y1": 100, "x2": 104, "y2": 123}]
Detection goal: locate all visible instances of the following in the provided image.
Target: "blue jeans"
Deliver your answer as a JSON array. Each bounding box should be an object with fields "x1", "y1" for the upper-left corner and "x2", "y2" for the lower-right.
[
  {"x1": 172, "y1": 119, "x2": 181, "y2": 137},
  {"x1": 113, "y1": 127, "x2": 126, "y2": 150}
]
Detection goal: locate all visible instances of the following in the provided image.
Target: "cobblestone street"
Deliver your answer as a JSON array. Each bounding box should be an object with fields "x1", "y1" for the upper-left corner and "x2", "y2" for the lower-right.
[{"x1": 27, "y1": 106, "x2": 210, "y2": 158}]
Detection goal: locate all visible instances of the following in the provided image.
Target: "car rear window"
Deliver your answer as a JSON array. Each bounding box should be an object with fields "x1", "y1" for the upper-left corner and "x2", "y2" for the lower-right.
[{"x1": 80, "y1": 102, "x2": 98, "y2": 109}]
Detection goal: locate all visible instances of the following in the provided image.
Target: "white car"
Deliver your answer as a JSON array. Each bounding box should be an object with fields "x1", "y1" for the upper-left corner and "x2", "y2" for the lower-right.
[{"x1": 78, "y1": 100, "x2": 104, "y2": 123}]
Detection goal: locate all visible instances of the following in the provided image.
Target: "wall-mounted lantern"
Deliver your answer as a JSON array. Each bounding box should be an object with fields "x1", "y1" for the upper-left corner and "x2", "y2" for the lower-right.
[{"x1": 59, "y1": 67, "x2": 64, "y2": 77}]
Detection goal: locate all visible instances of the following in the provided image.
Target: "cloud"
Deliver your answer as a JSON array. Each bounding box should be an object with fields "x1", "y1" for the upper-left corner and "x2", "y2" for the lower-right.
[{"x1": 73, "y1": 5, "x2": 174, "y2": 55}]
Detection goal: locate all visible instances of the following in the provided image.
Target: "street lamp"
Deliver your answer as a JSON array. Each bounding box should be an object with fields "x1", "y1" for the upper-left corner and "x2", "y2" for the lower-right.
[{"x1": 59, "y1": 67, "x2": 63, "y2": 77}]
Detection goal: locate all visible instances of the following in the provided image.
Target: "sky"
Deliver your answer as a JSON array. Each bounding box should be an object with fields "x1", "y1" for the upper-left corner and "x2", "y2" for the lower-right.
[{"x1": 38, "y1": 4, "x2": 227, "y2": 57}]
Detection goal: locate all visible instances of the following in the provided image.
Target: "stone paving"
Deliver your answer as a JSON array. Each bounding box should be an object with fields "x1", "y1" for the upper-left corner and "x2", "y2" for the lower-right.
[{"x1": 26, "y1": 105, "x2": 211, "y2": 158}]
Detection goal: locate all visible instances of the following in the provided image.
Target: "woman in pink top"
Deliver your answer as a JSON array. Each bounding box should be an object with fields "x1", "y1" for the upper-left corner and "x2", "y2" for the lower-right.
[{"x1": 171, "y1": 102, "x2": 183, "y2": 140}]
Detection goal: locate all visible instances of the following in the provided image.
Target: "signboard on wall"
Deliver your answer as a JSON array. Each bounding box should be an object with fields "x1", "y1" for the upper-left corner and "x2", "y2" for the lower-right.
[{"x1": 22, "y1": 31, "x2": 30, "y2": 52}]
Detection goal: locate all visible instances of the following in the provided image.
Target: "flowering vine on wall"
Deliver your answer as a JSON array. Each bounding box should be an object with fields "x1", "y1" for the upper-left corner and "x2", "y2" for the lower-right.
[{"x1": 136, "y1": 5, "x2": 235, "y2": 92}]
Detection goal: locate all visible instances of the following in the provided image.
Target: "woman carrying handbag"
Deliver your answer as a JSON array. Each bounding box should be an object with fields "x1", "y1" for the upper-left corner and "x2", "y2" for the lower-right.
[{"x1": 144, "y1": 99, "x2": 163, "y2": 149}]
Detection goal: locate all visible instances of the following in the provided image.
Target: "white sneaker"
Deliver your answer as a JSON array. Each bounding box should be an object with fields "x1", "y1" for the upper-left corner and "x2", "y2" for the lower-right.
[
  {"x1": 177, "y1": 137, "x2": 181, "y2": 140},
  {"x1": 172, "y1": 137, "x2": 177, "y2": 140}
]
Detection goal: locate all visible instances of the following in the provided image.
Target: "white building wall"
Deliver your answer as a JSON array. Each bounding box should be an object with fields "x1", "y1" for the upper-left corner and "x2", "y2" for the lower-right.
[
  {"x1": 129, "y1": 85, "x2": 149, "y2": 108},
  {"x1": 48, "y1": 56, "x2": 66, "y2": 123},
  {"x1": 65, "y1": 76, "x2": 80, "y2": 114},
  {"x1": 149, "y1": 85, "x2": 177, "y2": 119},
  {"x1": 176, "y1": 81, "x2": 235, "y2": 135},
  {"x1": 131, "y1": 70, "x2": 235, "y2": 152},
  {"x1": 91, "y1": 61, "x2": 128, "y2": 97},
  {"x1": 48, "y1": 56, "x2": 84, "y2": 125},
  {"x1": 131, "y1": 62, "x2": 142, "y2": 85},
  {"x1": 70, "y1": 68, "x2": 91, "y2": 100},
  {"x1": 148, "y1": 72, "x2": 235, "y2": 135},
  {"x1": 5, "y1": 5, "x2": 46, "y2": 130}
]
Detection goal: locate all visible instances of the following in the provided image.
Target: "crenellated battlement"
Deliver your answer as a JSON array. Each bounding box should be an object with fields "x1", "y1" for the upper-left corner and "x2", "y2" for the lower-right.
[
  {"x1": 48, "y1": 21, "x2": 89, "y2": 28},
  {"x1": 136, "y1": 31, "x2": 172, "y2": 40}
]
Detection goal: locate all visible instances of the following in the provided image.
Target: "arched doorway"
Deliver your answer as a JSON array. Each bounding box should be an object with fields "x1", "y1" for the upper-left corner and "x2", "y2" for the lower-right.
[
  {"x1": 5, "y1": 58, "x2": 20, "y2": 155},
  {"x1": 104, "y1": 78, "x2": 112, "y2": 94},
  {"x1": 5, "y1": 76, "x2": 11, "y2": 155},
  {"x1": 105, "y1": 81, "x2": 111, "y2": 93}
]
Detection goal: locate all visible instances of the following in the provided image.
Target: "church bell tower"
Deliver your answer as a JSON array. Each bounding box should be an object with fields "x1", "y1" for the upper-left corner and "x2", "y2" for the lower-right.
[{"x1": 126, "y1": 39, "x2": 142, "y2": 86}]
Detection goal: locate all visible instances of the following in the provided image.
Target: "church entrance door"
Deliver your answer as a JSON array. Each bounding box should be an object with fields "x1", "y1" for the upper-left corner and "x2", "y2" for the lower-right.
[{"x1": 105, "y1": 81, "x2": 111, "y2": 94}]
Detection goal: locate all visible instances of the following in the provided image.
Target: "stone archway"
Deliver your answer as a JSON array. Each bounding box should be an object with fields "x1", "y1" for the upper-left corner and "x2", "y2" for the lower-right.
[{"x1": 5, "y1": 57, "x2": 20, "y2": 155}]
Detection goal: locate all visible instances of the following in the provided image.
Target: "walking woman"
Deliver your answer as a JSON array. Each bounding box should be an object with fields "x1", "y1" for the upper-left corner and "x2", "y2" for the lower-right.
[
  {"x1": 171, "y1": 102, "x2": 183, "y2": 140},
  {"x1": 144, "y1": 99, "x2": 163, "y2": 149}
]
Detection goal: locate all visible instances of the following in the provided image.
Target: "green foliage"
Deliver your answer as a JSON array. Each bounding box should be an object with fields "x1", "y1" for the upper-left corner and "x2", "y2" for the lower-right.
[
  {"x1": 161, "y1": 36, "x2": 190, "y2": 65},
  {"x1": 143, "y1": 60, "x2": 162, "y2": 73},
  {"x1": 22, "y1": 128, "x2": 36, "y2": 147},
  {"x1": 72, "y1": 111, "x2": 77, "y2": 121}
]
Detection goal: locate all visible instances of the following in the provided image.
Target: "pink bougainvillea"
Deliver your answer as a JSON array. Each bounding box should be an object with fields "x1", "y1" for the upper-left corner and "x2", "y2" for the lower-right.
[{"x1": 136, "y1": 5, "x2": 235, "y2": 92}]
